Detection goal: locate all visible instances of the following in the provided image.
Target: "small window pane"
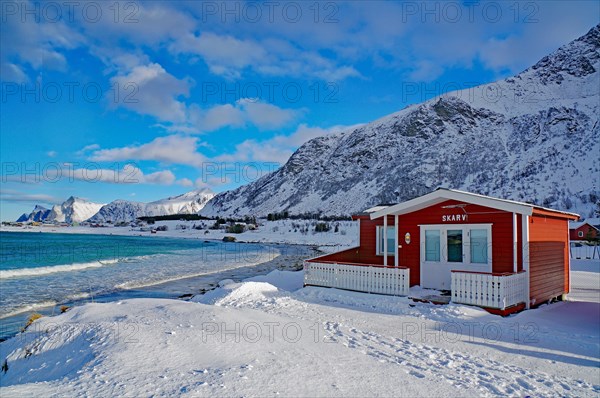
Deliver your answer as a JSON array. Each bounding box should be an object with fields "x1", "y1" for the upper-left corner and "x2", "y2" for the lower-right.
[
  {"x1": 379, "y1": 226, "x2": 396, "y2": 255},
  {"x1": 447, "y1": 229, "x2": 463, "y2": 262},
  {"x1": 425, "y1": 230, "x2": 440, "y2": 261},
  {"x1": 470, "y1": 229, "x2": 488, "y2": 264}
]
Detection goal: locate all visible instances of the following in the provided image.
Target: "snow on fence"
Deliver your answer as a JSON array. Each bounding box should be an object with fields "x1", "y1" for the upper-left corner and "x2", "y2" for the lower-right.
[
  {"x1": 303, "y1": 261, "x2": 410, "y2": 296},
  {"x1": 451, "y1": 271, "x2": 527, "y2": 310}
]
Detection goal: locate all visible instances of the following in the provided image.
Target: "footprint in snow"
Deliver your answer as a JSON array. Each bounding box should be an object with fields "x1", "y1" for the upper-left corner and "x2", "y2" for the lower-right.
[{"x1": 409, "y1": 370, "x2": 425, "y2": 379}]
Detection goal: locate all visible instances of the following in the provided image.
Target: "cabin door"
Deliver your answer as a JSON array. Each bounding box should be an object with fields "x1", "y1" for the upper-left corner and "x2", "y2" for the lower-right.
[{"x1": 419, "y1": 224, "x2": 492, "y2": 290}]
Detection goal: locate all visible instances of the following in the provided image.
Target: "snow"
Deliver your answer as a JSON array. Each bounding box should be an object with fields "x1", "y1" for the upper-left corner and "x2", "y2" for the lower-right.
[
  {"x1": 48, "y1": 197, "x2": 105, "y2": 224},
  {"x1": 0, "y1": 219, "x2": 358, "y2": 247},
  {"x1": 2, "y1": 258, "x2": 598, "y2": 397},
  {"x1": 87, "y1": 190, "x2": 214, "y2": 223},
  {"x1": 15, "y1": 189, "x2": 214, "y2": 224}
]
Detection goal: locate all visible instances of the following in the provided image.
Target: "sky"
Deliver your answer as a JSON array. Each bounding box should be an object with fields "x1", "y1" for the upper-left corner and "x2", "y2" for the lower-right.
[{"x1": 1, "y1": 0, "x2": 599, "y2": 220}]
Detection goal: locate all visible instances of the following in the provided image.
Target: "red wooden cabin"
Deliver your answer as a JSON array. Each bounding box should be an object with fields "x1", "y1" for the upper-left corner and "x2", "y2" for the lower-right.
[
  {"x1": 569, "y1": 221, "x2": 598, "y2": 241},
  {"x1": 304, "y1": 189, "x2": 579, "y2": 314}
]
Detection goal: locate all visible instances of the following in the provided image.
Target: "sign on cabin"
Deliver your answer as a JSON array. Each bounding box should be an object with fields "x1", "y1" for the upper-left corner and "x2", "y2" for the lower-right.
[{"x1": 442, "y1": 214, "x2": 468, "y2": 222}]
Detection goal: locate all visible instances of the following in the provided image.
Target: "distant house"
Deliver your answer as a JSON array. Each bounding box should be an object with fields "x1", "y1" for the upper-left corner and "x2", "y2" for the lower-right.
[
  {"x1": 569, "y1": 221, "x2": 599, "y2": 241},
  {"x1": 304, "y1": 188, "x2": 579, "y2": 315}
]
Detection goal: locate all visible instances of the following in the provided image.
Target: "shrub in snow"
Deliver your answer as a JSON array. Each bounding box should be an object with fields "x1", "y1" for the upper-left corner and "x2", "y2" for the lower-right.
[
  {"x1": 226, "y1": 223, "x2": 246, "y2": 234},
  {"x1": 315, "y1": 222, "x2": 331, "y2": 232}
]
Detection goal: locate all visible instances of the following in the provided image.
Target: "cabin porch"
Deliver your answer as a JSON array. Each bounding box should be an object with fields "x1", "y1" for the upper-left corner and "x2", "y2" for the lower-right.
[{"x1": 303, "y1": 257, "x2": 529, "y2": 313}]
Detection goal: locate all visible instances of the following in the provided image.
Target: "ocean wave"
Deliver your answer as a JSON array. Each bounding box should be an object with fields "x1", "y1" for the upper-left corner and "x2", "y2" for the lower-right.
[
  {"x1": 114, "y1": 252, "x2": 280, "y2": 290},
  {"x1": 0, "y1": 259, "x2": 120, "y2": 279}
]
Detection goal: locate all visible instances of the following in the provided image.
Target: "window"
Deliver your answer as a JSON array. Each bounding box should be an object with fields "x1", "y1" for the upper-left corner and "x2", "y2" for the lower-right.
[
  {"x1": 447, "y1": 229, "x2": 463, "y2": 262},
  {"x1": 421, "y1": 224, "x2": 491, "y2": 267},
  {"x1": 425, "y1": 230, "x2": 440, "y2": 261},
  {"x1": 470, "y1": 229, "x2": 488, "y2": 264},
  {"x1": 377, "y1": 226, "x2": 396, "y2": 255},
  {"x1": 578, "y1": 231, "x2": 584, "y2": 237}
]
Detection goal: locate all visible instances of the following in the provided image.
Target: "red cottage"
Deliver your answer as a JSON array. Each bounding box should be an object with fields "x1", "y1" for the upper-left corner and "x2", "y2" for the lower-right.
[
  {"x1": 304, "y1": 189, "x2": 579, "y2": 314},
  {"x1": 569, "y1": 221, "x2": 599, "y2": 241}
]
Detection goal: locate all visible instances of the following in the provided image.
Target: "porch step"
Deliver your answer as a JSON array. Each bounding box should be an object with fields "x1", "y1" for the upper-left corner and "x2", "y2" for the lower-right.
[{"x1": 409, "y1": 295, "x2": 451, "y2": 305}]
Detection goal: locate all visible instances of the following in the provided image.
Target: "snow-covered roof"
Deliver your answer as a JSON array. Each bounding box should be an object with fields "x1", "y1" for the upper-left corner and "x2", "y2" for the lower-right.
[
  {"x1": 363, "y1": 205, "x2": 390, "y2": 213},
  {"x1": 584, "y1": 217, "x2": 600, "y2": 227},
  {"x1": 570, "y1": 221, "x2": 600, "y2": 230},
  {"x1": 370, "y1": 188, "x2": 580, "y2": 220}
]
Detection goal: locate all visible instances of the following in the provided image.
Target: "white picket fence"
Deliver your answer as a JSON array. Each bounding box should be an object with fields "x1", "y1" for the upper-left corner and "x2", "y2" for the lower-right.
[
  {"x1": 303, "y1": 261, "x2": 410, "y2": 296},
  {"x1": 451, "y1": 271, "x2": 527, "y2": 309}
]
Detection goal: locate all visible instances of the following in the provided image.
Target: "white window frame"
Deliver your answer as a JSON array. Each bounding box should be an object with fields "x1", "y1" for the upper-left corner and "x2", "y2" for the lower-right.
[
  {"x1": 420, "y1": 224, "x2": 493, "y2": 266},
  {"x1": 376, "y1": 226, "x2": 396, "y2": 256},
  {"x1": 578, "y1": 231, "x2": 584, "y2": 238}
]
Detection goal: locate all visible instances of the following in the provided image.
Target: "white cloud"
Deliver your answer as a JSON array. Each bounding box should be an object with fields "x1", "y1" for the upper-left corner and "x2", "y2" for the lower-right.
[
  {"x1": 69, "y1": 164, "x2": 143, "y2": 184},
  {"x1": 188, "y1": 103, "x2": 245, "y2": 132},
  {"x1": 0, "y1": 63, "x2": 28, "y2": 83},
  {"x1": 177, "y1": 178, "x2": 193, "y2": 187},
  {"x1": 81, "y1": 2, "x2": 196, "y2": 48},
  {"x1": 238, "y1": 99, "x2": 302, "y2": 130},
  {"x1": 170, "y1": 32, "x2": 267, "y2": 79},
  {"x1": 46, "y1": 151, "x2": 58, "y2": 158},
  {"x1": 109, "y1": 63, "x2": 191, "y2": 123},
  {"x1": 0, "y1": 190, "x2": 61, "y2": 205},
  {"x1": 68, "y1": 164, "x2": 180, "y2": 186},
  {"x1": 195, "y1": 176, "x2": 230, "y2": 189},
  {"x1": 217, "y1": 123, "x2": 361, "y2": 164},
  {"x1": 89, "y1": 135, "x2": 205, "y2": 167},
  {"x1": 76, "y1": 144, "x2": 100, "y2": 156},
  {"x1": 0, "y1": 1, "x2": 85, "y2": 82},
  {"x1": 407, "y1": 60, "x2": 445, "y2": 82},
  {"x1": 144, "y1": 170, "x2": 176, "y2": 185},
  {"x1": 169, "y1": 32, "x2": 360, "y2": 81},
  {"x1": 184, "y1": 100, "x2": 301, "y2": 133}
]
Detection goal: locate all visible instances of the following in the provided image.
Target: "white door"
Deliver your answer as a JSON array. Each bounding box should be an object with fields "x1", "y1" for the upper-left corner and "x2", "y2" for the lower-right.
[{"x1": 420, "y1": 224, "x2": 492, "y2": 290}]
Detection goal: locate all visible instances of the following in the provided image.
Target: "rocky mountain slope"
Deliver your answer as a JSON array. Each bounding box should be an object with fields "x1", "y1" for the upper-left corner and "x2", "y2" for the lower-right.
[
  {"x1": 201, "y1": 24, "x2": 600, "y2": 219},
  {"x1": 16, "y1": 205, "x2": 51, "y2": 223}
]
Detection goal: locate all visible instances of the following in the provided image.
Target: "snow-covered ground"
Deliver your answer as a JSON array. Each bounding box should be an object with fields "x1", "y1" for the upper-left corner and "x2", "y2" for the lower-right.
[
  {"x1": 1, "y1": 258, "x2": 598, "y2": 397},
  {"x1": 0, "y1": 219, "x2": 358, "y2": 248}
]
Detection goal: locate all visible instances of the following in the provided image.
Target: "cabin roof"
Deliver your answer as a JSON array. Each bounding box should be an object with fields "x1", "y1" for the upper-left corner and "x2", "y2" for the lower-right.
[
  {"x1": 570, "y1": 221, "x2": 600, "y2": 231},
  {"x1": 369, "y1": 188, "x2": 580, "y2": 220}
]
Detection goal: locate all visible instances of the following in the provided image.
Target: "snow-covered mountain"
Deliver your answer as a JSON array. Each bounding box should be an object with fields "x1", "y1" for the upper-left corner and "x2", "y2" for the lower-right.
[
  {"x1": 87, "y1": 189, "x2": 214, "y2": 223},
  {"x1": 201, "y1": 24, "x2": 600, "y2": 219},
  {"x1": 16, "y1": 190, "x2": 214, "y2": 224},
  {"x1": 15, "y1": 198, "x2": 104, "y2": 224},
  {"x1": 86, "y1": 200, "x2": 148, "y2": 224},
  {"x1": 47, "y1": 196, "x2": 105, "y2": 224},
  {"x1": 16, "y1": 205, "x2": 51, "y2": 223},
  {"x1": 144, "y1": 190, "x2": 214, "y2": 217}
]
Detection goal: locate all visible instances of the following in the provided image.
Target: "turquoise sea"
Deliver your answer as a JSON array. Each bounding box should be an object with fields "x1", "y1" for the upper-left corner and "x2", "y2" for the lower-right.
[{"x1": 0, "y1": 232, "x2": 277, "y2": 326}]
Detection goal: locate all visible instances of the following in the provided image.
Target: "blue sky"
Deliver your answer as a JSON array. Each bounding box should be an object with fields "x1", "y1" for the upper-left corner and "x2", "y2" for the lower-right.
[{"x1": 1, "y1": 0, "x2": 599, "y2": 220}]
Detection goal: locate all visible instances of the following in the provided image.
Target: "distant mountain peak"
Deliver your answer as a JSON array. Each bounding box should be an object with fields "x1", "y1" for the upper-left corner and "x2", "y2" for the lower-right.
[{"x1": 87, "y1": 189, "x2": 215, "y2": 223}]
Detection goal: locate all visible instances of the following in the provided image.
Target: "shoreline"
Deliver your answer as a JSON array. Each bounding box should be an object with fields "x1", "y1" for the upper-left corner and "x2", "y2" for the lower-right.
[
  {"x1": 0, "y1": 243, "x2": 318, "y2": 342},
  {"x1": 0, "y1": 219, "x2": 358, "y2": 248}
]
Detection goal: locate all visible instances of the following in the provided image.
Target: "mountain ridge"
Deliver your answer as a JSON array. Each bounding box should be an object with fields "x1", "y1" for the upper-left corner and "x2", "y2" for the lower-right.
[
  {"x1": 15, "y1": 189, "x2": 214, "y2": 223},
  {"x1": 200, "y1": 24, "x2": 600, "y2": 219}
]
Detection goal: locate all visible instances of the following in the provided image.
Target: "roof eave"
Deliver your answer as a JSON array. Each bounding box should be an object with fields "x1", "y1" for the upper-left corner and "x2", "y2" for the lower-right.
[{"x1": 370, "y1": 189, "x2": 535, "y2": 220}]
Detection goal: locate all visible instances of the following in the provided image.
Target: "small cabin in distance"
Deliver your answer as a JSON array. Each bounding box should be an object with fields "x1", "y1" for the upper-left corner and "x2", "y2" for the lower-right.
[
  {"x1": 569, "y1": 221, "x2": 599, "y2": 241},
  {"x1": 304, "y1": 189, "x2": 579, "y2": 315}
]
